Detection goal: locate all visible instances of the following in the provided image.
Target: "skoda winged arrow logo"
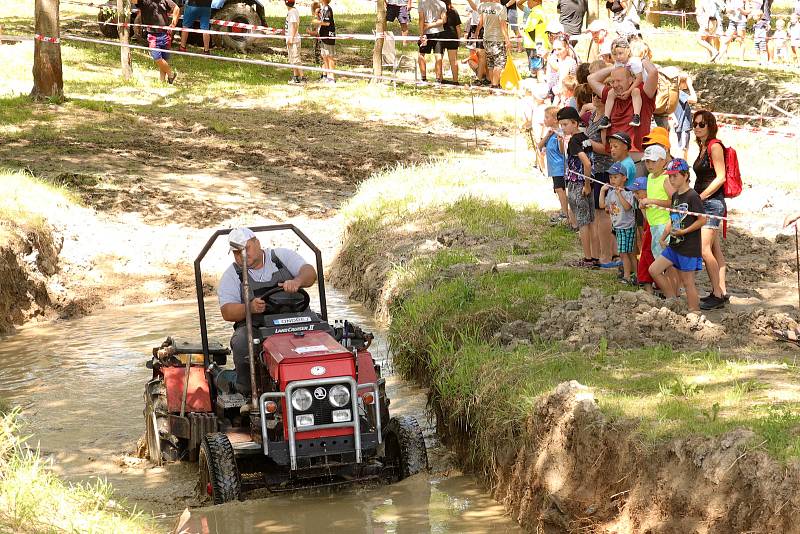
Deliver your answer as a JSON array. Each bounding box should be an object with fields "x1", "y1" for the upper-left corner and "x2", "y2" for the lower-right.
[{"x1": 313, "y1": 387, "x2": 327, "y2": 400}]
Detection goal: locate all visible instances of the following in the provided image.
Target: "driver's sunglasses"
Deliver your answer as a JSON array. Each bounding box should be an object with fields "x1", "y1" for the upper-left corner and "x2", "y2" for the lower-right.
[{"x1": 693, "y1": 121, "x2": 706, "y2": 128}]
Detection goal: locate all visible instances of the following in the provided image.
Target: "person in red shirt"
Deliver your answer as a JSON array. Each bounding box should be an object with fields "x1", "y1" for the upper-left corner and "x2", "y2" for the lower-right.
[{"x1": 587, "y1": 57, "x2": 658, "y2": 156}]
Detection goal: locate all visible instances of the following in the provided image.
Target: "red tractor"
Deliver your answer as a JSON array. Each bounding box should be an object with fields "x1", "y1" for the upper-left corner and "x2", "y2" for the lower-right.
[{"x1": 143, "y1": 225, "x2": 428, "y2": 503}]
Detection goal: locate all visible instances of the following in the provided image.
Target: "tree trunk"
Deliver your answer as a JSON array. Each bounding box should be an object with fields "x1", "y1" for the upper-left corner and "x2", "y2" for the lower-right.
[
  {"x1": 31, "y1": 0, "x2": 63, "y2": 100},
  {"x1": 118, "y1": 0, "x2": 133, "y2": 79},
  {"x1": 372, "y1": 0, "x2": 387, "y2": 78}
]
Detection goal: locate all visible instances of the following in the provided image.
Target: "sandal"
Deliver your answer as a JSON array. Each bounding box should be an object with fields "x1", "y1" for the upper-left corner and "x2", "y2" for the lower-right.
[{"x1": 773, "y1": 328, "x2": 800, "y2": 346}]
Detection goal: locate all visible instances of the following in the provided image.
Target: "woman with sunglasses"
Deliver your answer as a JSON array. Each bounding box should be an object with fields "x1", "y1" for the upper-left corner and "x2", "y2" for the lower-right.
[{"x1": 691, "y1": 110, "x2": 728, "y2": 310}]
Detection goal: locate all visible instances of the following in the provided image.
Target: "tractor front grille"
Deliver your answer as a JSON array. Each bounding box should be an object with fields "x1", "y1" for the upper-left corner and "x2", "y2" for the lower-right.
[{"x1": 295, "y1": 383, "x2": 350, "y2": 426}]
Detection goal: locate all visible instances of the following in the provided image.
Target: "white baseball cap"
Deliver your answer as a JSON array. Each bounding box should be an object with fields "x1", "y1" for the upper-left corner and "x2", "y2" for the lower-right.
[
  {"x1": 587, "y1": 19, "x2": 608, "y2": 33},
  {"x1": 642, "y1": 144, "x2": 667, "y2": 162},
  {"x1": 545, "y1": 20, "x2": 564, "y2": 34},
  {"x1": 229, "y1": 227, "x2": 256, "y2": 250}
]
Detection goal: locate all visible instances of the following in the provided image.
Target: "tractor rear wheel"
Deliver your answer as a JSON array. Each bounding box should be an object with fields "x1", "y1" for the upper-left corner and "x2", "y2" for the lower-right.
[
  {"x1": 198, "y1": 433, "x2": 241, "y2": 504},
  {"x1": 384, "y1": 415, "x2": 428, "y2": 481},
  {"x1": 212, "y1": 2, "x2": 262, "y2": 52}
]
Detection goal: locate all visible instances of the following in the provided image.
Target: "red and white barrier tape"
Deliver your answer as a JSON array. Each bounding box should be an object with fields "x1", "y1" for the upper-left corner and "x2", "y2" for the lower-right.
[
  {"x1": 12, "y1": 33, "x2": 516, "y2": 95},
  {"x1": 35, "y1": 33, "x2": 61, "y2": 44},
  {"x1": 719, "y1": 122, "x2": 796, "y2": 138}
]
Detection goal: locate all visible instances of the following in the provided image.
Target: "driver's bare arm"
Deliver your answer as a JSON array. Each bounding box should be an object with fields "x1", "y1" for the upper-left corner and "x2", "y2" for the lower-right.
[
  {"x1": 280, "y1": 264, "x2": 317, "y2": 293},
  {"x1": 221, "y1": 298, "x2": 266, "y2": 323}
]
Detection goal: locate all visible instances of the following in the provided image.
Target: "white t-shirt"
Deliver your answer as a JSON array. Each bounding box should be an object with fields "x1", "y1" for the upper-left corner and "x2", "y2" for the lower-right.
[
  {"x1": 616, "y1": 56, "x2": 647, "y2": 82},
  {"x1": 285, "y1": 7, "x2": 300, "y2": 44},
  {"x1": 420, "y1": 0, "x2": 446, "y2": 34},
  {"x1": 217, "y1": 248, "x2": 307, "y2": 307}
]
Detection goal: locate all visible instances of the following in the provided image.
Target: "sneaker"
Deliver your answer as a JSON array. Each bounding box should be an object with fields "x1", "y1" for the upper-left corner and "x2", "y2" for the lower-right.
[
  {"x1": 700, "y1": 292, "x2": 714, "y2": 302},
  {"x1": 723, "y1": 293, "x2": 730, "y2": 302},
  {"x1": 179, "y1": 46, "x2": 187, "y2": 52},
  {"x1": 700, "y1": 295, "x2": 726, "y2": 310},
  {"x1": 288, "y1": 76, "x2": 300, "y2": 84},
  {"x1": 298, "y1": 77, "x2": 308, "y2": 83},
  {"x1": 167, "y1": 71, "x2": 177, "y2": 84},
  {"x1": 202, "y1": 49, "x2": 211, "y2": 55},
  {"x1": 629, "y1": 114, "x2": 641, "y2": 127},
  {"x1": 480, "y1": 79, "x2": 491, "y2": 86},
  {"x1": 597, "y1": 116, "x2": 611, "y2": 129}
]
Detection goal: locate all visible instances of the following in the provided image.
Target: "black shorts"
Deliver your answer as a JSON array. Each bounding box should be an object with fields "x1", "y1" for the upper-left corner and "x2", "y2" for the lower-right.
[
  {"x1": 467, "y1": 25, "x2": 484, "y2": 50},
  {"x1": 592, "y1": 171, "x2": 609, "y2": 210},
  {"x1": 386, "y1": 4, "x2": 410, "y2": 24},
  {"x1": 419, "y1": 35, "x2": 444, "y2": 55},
  {"x1": 440, "y1": 30, "x2": 459, "y2": 50},
  {"x1": 551, "y1": 175, "x2": 565, "y2": 190}
]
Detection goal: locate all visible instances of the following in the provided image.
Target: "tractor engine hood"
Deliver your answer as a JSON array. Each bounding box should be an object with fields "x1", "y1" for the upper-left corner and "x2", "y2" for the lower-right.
[{"x1": 263, "y1": 330, "x2": 356, "y2": 386}]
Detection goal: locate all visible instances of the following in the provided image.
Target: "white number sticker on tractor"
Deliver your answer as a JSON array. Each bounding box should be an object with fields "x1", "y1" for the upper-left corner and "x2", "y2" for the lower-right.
[
  {"x1": 273, "y1": 316, "x2": 313, "y2": 325},
  {"x1": 294, "y1": 345, "x2": 328, "y2": 354},
  {"x1": 310, "y1": 366, "x2": 326, "y2": 376}
]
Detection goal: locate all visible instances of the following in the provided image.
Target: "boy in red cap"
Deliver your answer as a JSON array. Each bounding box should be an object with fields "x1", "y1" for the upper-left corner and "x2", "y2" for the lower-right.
[{"x1": 649, "y1": 158, "x2": 706, "y2": 312}]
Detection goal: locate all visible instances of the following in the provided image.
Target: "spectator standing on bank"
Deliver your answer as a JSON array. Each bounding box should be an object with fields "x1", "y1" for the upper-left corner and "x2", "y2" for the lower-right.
[
  {"x1": 773, "y1": 18, "x2": 790, "y2": 63},
  {"x1": 476, "y1": 0, "x2": 511, "y2": 88},
  {"x1": 790, "y1": 14, "x2": 800, "y2": 63},
  {"x1": 753, "y1": 10, "x2": 769, "y2": 65},
  {"x1": 585, "y1": 19, "x2": 612, "y2": 63},
  {"x1": 316, "y1": 0, "x2": 336, "y2": 82},
  {"x1": 585, "y1": 92, "x2": 618, "y2": 268},
  {"x1": 672, "y1": 71, "x2": 697, "y2": 161},
  {"x1": 557, "y1": 0, "x2": 587, "y2": 45},
  {"x1": 308, "y1": 2, "x2": 322, "y2": 70},
  {"x1": 432, "y1": 0, "x2": 462, "y2": 84},
  {"x1": 418, "y1": 0, "x2": 447, "y2": 82},
  {"x1": 179, "y1": 0, "x2": 211, "y2": 55},
  {"x1": 718, "y1": 0, "x2": 747, "y2": 61},
  {"x1": 547, "y1": 36, "x2": 577, "y2": 102},
  {"x1": 504, "y1": 0, "x2": 522, "y2": 51},
  {"x1": 466, "y1": 0, "x2": 489, "y2": 85},
  {"x1": 386, "y1": 0, "x2": 413, "y2": 36},
  {"x1": 691, "y1": 110, "x2": 729, "y2": 311},
  {"x1": 600, "y1": 162, "x2": 637, "y2": 283},
  {"x1": 539, "y1": 106, "x2": 571, "y2": 226},
  {"x1": 132, "y1": 0, "x2": 180, "y2": 84},
  {"x1": 285, "y1": 0, "x2": 305, "y2": 84},
  {"x1": 521, "y1": 0, "x2": 550, "y2": 79}
]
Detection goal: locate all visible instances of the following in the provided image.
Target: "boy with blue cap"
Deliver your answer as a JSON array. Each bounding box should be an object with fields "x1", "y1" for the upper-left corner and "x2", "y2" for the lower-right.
[{"x1": 599, "y1": 162, "x2": 637, "y2": 284}]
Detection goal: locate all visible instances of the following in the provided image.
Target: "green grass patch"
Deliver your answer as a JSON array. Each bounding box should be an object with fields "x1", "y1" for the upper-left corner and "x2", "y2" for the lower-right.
[{"x1": 0, "y1": 408, "x2": 156, "y2": 533}]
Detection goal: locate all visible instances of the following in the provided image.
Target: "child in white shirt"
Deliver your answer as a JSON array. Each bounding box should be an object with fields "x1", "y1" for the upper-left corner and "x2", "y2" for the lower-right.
[{"x1": 597, "y1": 37, "x2": 643, "y2": 130}]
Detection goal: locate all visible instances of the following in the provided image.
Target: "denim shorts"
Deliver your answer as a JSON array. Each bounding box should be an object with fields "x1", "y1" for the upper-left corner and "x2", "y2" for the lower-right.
[
  {"x1": 650, "y1": 223, "x2": 667, "y2": 258},
  {"x1": 703, "y1": 198, "x2": 726, "y2": 229},
  {"x1": 183, "y1": 4, "x2": 211, "y2": 30}
]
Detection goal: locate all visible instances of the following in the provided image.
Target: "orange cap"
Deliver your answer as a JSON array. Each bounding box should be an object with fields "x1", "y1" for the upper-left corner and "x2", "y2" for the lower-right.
[{"x1": 642, "y1": 127, "x2": 671, "y2": 151}]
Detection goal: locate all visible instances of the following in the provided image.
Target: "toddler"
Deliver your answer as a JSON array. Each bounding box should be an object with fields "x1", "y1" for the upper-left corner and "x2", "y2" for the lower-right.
[
  {"x1": 648, "y1": 159, "x2": 706, "y2": 312},
  {"x1": 752, "y1": 10, "x2": 769, "y2": 65},
  {"x1": 597, "y1": 38, "x2": 643, "y2": 129},
  {"x1": 773, "y1": 18, "x2": 790, "y2": 63},
  {"x1": 599, "y1": 163, "x2": 637, "y2": 284},
  {"x1": 791, "y1": 14, "x2": 800, "y2": 63}
]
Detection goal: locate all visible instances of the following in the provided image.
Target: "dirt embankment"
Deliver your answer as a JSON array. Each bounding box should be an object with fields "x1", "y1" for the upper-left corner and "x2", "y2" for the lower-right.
[
  {"x1": 492, "y1": 381, "x2": 800, "y2": 533},
  {"x1": 0, "y1": 223, "x2": 60, "y2": 335},
  {"x1": 690, "y1": 66, "x2": 800, "y2": 118}
]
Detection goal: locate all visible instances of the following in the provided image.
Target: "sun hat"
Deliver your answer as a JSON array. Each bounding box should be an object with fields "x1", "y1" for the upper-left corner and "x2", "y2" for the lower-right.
[
  {"x1": 642, "y1": 127, "x2": 671, "y2": 150},
  {"x1": 609, "y1": 131, "x2": 632, "y2": 148},
  {"x1": 587, "y1": 19, "x2": 609, "y2": 33},
  {"x1": 642, "y1": 144, "x2": 667, "y2": 161},
  {"x1": 608, "y1": 162, "x2": 626, "y2": 176},
  {"x1": 229, "y1": 227, "x2": 256, "y2": 250},
  {"x1": 628, "y1": 176, "x2": 648, "y2": 191},
  {"x1": 664, "y1": 158, "x2": 691, "y2": 174}
]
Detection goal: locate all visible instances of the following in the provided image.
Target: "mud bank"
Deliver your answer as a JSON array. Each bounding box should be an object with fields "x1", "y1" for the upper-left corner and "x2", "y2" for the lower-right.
[
  {"x1": 492, "y1": 381, "x2": 800, "y2": 533},
  {"x1": 330, "y1": 167, "x2": 800, "y2": 531},
  {"x1": 0, "y1": 222, "x2": 60, "y2": 335}
]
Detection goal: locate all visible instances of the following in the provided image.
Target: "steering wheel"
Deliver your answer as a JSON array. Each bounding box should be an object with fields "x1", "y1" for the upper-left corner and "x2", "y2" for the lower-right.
[{"x1": 253, "y1": 286, "x2": 311, "y2": 314}]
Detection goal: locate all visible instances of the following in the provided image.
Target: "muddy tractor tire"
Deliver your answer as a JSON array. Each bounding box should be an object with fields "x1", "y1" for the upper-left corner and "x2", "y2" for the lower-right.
[
  {"x1": 384, "y1": 415, "x2": 429, "y2": 481},
  {"x1": 213, "y1": 3, "x2": 261, "y2": 52},
  {"x1": 97, "y1": 8, "x2": 120, "y2": 39},
  {"x1": 199, "y1": 432, "x2": 241, "y2": 505},
  {"x1": 143, "y1": 379, "x2": 183, "y2": 465}
]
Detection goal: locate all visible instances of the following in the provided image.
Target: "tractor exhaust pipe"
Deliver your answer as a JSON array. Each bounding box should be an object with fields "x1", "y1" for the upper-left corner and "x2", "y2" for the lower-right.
[{"x1": 232, "y1": 241, "x2": 258, "y2": 413}]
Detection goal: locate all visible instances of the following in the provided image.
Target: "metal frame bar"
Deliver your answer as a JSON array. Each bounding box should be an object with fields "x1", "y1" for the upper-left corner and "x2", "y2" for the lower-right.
[
  {"x1": 193, "y1": 224, "x2": 328, "y2": 367},
  {"x1": 257, "y1": 378, "x2": 382, "y2": 470}
]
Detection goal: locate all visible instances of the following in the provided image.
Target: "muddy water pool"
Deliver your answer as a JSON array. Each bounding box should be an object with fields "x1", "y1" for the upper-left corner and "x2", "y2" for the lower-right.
[{"x1": 0, "y1": 288, "x2": 520, "y2": 533}]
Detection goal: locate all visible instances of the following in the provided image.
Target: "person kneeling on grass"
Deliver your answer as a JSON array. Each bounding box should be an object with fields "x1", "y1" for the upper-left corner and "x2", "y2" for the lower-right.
[
  {"x1": 558, "y1": 106, "x2": 596, "y2": 267},
  {"x1": 648, "y1": 159, "x2": 706, "y2": 312},
  {"x1": 599, "y1": 162, "x2": 637, "y2": 284}
]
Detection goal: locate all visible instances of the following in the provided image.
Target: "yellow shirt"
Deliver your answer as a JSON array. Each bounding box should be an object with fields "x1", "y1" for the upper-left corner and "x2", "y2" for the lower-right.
[
  {"x1": 645, "y1": 172, "x2": 671, "y2": 226},
  {"x1": 522, "y1": 5, "x2": 550, "y2": 51}
]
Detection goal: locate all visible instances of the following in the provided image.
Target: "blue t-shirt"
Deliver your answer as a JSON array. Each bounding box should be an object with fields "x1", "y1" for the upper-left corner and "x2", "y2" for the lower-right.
[
  {"x1": 673, "y1": 91, "x2": 692, "y2": 135},
  {"x1": 620, "y1": 156, "x2": 636, "y2": 189},
  {"x1": 545, "y1": 132, "x2": 565, "y2": 178}
]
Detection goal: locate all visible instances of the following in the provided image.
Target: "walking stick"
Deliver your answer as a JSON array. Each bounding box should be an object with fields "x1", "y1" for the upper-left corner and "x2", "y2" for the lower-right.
[
  {"x1": 471, "y1": 92, "x2": 478, "y2": 148},
  {"x1": 795, "y1": 223, "x2": 800, "y2": 311}
]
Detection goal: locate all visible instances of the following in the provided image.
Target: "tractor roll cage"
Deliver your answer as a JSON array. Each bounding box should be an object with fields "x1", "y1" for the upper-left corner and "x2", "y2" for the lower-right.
[{"x1": 194, "y1": 224, "x2": 329, "y2": 367}]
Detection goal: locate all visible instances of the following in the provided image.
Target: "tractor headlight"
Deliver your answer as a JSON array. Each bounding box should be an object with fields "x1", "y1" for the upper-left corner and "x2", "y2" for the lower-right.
[
  {"x1": 291, "y1": 388, "x2": 313, "y2": 411},
  {"x1": 328, "y1": 385, "x2": 351, "y2": 408}
]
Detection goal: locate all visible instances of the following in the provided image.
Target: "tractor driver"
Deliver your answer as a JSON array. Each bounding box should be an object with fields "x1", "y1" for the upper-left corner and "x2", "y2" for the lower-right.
[{"x1": 217, "y1": 228, "x2": 317, "y2": 399}]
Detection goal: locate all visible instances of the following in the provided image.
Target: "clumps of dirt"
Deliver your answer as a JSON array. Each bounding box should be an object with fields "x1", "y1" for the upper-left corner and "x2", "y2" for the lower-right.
[
  {"x1": 723, "y1": 227, "x2": 797, "y2": 287},
  {"x1": 533, "y1": 287, "x2": 797, "y2": 349},
  {"x1": 0, "y1": 223, "x2": 60, "y2": 335},
  {"x1": 491, "y1": 381, "x2": 800, "y2": 533},
  {"x1": 692, "y1": 67, "x2": 800, "y2": 118}
]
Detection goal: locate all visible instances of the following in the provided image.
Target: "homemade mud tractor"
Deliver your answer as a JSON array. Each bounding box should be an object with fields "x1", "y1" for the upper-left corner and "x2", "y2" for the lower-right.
[{"x1": 143, "y1": 225, "x2": 428, "y2": 504}]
